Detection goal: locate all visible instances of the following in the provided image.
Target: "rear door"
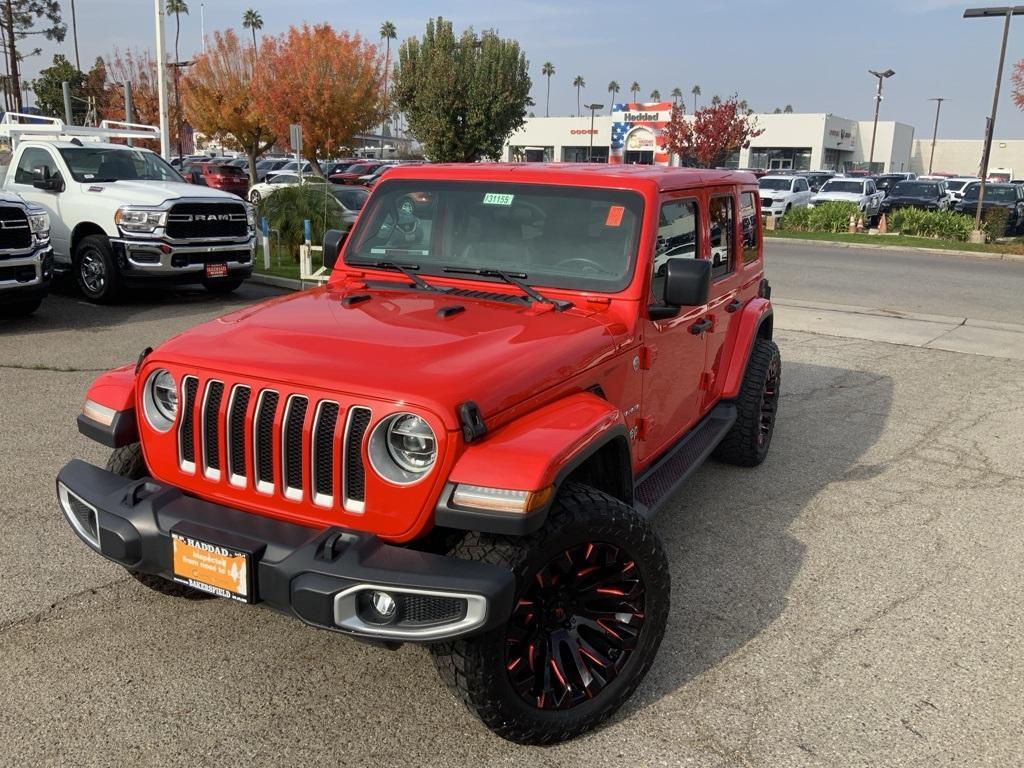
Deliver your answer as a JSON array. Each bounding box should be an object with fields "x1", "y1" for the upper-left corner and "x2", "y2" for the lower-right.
[{"x1": 701, "y1": 190, "x2": 741, "y2": 410}]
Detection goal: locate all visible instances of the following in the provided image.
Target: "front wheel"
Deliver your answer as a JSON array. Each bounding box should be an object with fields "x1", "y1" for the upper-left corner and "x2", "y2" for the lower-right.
[
  {"x1": 430, "y1": 483, "x2": 670, "y2": 744},
  {"x1": 249, "y1": 189, "x2": 261, "y2": 203},
  {"x1": 75, "y1": 234, "x2": 121, "y2": 303}
]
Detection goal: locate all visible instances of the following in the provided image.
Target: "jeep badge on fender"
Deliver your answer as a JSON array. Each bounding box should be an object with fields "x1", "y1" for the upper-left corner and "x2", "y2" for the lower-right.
[{"x1": 58, "y1": 163, "x2": 780, "y2": 744}]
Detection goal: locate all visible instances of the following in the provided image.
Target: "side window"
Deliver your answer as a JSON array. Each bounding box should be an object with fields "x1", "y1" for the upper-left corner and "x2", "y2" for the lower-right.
[
  {"x1": 866, "y1": 181, "x2": 876, "y2": 194},
  {"x1": 652, "y1": 199, "x2": 698, "y2": 301},
  {"x1": 797, "y1": 178, "x2": 809, "y2": 192},
  {"x1": 740, "y1": 192, "x2": 759, "y2": 264},
  {"x1": 14, "y1": 148, "x2": 57, "y2": 185},
  {"x1": 709, "y1": 195, "x2": 735, "y2": 280}
]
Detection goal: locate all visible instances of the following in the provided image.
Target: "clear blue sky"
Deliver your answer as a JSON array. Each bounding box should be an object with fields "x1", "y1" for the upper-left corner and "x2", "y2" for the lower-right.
[{"x1": 23, "y1": 0, "x2": 1024, "y2": 138}]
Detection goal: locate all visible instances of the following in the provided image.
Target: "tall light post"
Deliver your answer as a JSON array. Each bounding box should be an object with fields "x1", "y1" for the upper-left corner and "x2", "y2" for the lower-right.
[
  {"x1": 153, "y1": 0, "x2": 171, "y2": 159},
  {"x1": 867, "y1": 68, "x2": 895, "y2": 173},
  {"x1": 963, "y1": 6, "x2": 1024, "y2": 238},
  {"x1": 927, "y1": 97, "x2": 946, "y2": 175},
  {"x1": 584, "y1": 103, "x2": 604, "y2": 162}
]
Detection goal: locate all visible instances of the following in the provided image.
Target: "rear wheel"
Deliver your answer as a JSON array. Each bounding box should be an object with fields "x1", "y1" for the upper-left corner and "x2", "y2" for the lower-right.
[
  {"x1": 714, "y1": 338, "x2": 781, "y2": 467},
  {"x1": 430, "y1": 483, "x2": 669, "y2": 744},
  {"x1": 202, "y1": 278, "x2": 244, "y2": 295},
  {"x1": 249, "y1": 189, "x2": 261, "y2": 203},
  {"x1": 105, "y1": 443, "x2": 216, "y2": 600},
  {"x1": 75, "y1": 234, "x2": 121, "y2": 303}
]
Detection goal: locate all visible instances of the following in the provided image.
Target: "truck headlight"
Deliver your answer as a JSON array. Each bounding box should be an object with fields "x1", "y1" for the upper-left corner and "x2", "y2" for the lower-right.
[
  {"x1": 115, "y1": 207, "x2": 166, "y2": 233},
  {"x1": 143, "y1": 368, "x2": 177, "y2": 431},
  {"x1": 27, "y1": 211, "x2": 50, "y2": 237},
  {"x1": 244, "y1": 202, "x2": 256, "y2": 229},
  {"x1": 368, "y1": 413, "x2": 436, "y2": 483}
]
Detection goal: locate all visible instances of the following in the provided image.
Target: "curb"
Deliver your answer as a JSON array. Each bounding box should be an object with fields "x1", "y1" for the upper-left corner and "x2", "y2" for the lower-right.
[
  {"x1": 765, "y1": 235, "x2": 1024, "y2": 263},
  {"x1": 250, "y1": 273, "x2": 303, "y2": 291}
]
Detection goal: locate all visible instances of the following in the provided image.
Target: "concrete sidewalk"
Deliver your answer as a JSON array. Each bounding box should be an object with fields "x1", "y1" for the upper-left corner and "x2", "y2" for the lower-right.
[{"x1": 775, "y1": 298, "x2": 1024, "y2": 361}]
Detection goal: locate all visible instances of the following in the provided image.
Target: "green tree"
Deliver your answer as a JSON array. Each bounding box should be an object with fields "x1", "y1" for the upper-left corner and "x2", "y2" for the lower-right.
[
  {"x1": 1, "y1": 0, "x2": 65, "y2": 111},
  {"x1": 670, "y1": 86, "x2": 682, "y2": 107},
  {"x1": 783, "y1": 104, "x2": 794, "y2": 113},
  {"x1": 242, "y1": 8, "x2": 263, "y2": 56},
  {"x1": 31, "y1": 53, "x2": 84, "y2": 121},
  {"x1": 393, "y1": 17, "x2": 531, "y2": 162},
  {"x1": 650, "y1": 89, "x2": 660, "y2": 101},
  {"x1": 691, "y1": 83, "x2": 701, "y2": 110},
  {"x1": 607, "y1": 80, "x2": 619, "y2": 113},
  {"x1": 541, "y1": 61, "x2": 554, "y2": 117},
  {"x1": 572, "y1": 74, "x2": 584, "y2": 116},
  {"x1": 379, "y1": 20, "x2": 397, "y2": 141},
  {"x1": 630, "y1": 80, "x2": 640, "y2": 102}
]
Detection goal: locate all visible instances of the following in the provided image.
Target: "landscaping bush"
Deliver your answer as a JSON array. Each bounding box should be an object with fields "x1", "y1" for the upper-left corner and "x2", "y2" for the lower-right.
[
  {"x1": 778, "y1": 202, "x2": 860, "y2": 233},
  {"x1": 256, "y1": 182, "x2": 345, "y2": 258},
  {"x1": 888, "y1": 208, "x2": 973, "y2": 241},
  {"x1": 982, "y1": 207, "x2": 1011, "y2": 240}
]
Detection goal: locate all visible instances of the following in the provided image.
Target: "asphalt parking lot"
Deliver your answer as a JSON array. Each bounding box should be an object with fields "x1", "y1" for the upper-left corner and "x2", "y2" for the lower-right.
[{"x1": 1, "y1": 274, "x2": 1023, "y2": 767}]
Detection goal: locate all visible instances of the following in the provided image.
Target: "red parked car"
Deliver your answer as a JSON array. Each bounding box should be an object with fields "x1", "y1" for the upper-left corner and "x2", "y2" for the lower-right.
[
  {"x1": 185, "y1": 162, "x2": 250, "y2": 197},
  {"x1": 59, "y1": 163, "x2": 779, "y2": 744},
  {"x1": 328, "y1": 160, "x2": 384, "y2": 185}
]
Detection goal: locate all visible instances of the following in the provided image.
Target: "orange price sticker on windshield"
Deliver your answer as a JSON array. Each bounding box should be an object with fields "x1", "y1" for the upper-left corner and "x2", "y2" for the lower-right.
[{"x1": 605, "y1": 205, "x2": 625, "y2": 227}]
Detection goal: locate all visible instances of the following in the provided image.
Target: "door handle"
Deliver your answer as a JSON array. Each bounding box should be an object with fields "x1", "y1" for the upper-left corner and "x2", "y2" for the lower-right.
[
  {"x1": 726, "y1": 299, "x2": 743, "y2": 313},
  {"x1": 689, "y1": 318, "x2": 712, "y2": 335}
]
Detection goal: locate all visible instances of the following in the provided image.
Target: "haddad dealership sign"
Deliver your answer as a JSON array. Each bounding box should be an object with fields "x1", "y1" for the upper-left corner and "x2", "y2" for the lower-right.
[{"x1": 622, "y1": 111, "x2": 661, "y2": 122}]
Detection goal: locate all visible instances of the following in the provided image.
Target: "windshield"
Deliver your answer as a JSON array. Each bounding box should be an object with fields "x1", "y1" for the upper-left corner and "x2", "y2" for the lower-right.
[
  {"x1": 892, "y1": 182, "x2": 939, "y2": 196},
  {"x1": 759, "y1": 178, "x2": 793, "y2": 191},
  {"x1": 333, "y1": 187, "x2": 368, "y2": 210},
  {"x1": 820, "y1": 180, "x2": 864, "y2": 194},
  {"x1": 945, "y1": 179, "x2": 970, "y2": 191},
  {"x1": 59, "y1": 147, "x2": 182, "y2": 183},
  {"x1": 345, "y1": 163, "x2": 377, "y2": 176},
  {"x1": 963, "y1": 184, "x2": 1017, "y2": 202},
  {"x1": 346, "y1": 180, "x2": 644, "y2": 293}
]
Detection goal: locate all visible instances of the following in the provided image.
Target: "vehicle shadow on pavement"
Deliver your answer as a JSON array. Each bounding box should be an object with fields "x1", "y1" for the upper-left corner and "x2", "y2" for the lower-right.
[{"x1": 630, "y1": 359, "x2": 894, "y2": 716}]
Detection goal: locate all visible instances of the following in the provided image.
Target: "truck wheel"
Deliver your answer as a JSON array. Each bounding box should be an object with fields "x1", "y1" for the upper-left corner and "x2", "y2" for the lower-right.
[
  {"x1": 430, "y1": 483, "x2": 670, "y2": 744},
  {"x1": 0, "y1": 297, "x2": 42, "y2": 317},
  {"x1": 105, "y1": 443, "x2": 215, "y2": 600},
  {"x1": 202, "y1": 278, "x2": 244, "y2": 295},
  {"x1": 714, "y1": 338, "x2": 781, "y2": 467},
  {"x1": 75, "y1": 234, "x2": 121, "y2": 304}
]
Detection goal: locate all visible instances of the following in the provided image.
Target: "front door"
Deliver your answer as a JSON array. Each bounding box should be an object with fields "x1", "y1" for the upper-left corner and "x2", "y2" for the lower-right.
[
  {"x1": 639, "y1": 197, "x2": 708, "y2": 463},
  {"x1": 8, "y1": 146, "x2": 71, "y2": 264}
]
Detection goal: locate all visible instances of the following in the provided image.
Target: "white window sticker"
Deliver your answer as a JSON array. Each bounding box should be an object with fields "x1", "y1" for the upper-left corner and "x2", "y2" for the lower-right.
[{"x1": 482, "y1": 192, "x2": 515, "y2": 206}]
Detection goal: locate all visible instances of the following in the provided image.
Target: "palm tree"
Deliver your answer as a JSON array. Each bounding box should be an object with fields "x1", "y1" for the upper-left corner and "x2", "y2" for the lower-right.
[
  {"x1": 783, "y1": 104, "x2": 794, "y2": 113},
  {"x1": 670, "y1": 87, "x2": 683, "y2": 107},
  {"x1": 629, "y1": 81, "x2": 640, "y2": 102},
  {"x1": 542, "y1": 62, "x2": 555, "y2": 117},
  {"x1": 650, "y1": 89, "x2": 661, "y2": 102},
  {"x1": 607, "y1": 80, "x2": 619, "y2": 113},
  {"x1": 166, "y1": 0, "x2": 188, "y2": 158},
  {"x1": 572, "y1": 75, "x2": 585, "y2": 116},
  {"x1": 711, "y1": 94, "x2": 722, "y2": 106},
  {"x1": 691, "y1": 84, "x2": 701, "y2": 111},
  {"x1": 242, "y1": 9, "x2": 264, "y2": 56},
  {"x1": 379, "y1": 21, "x2": 397, "y2": 148}
]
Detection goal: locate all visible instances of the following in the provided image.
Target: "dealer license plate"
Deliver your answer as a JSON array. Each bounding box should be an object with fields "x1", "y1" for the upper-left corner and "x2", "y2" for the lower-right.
[
  {"x1": 171, "y1": 532, "x2": 251, "y2": 602},
  {"x1": 204, "y1": 263, "x2": 228, "y2": 278}
]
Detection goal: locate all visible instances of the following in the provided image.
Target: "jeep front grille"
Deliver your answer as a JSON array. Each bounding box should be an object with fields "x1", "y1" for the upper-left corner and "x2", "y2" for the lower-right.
[
  {"x1": 166, "y1": 202, "x2": 248, "y2": 240},
  {"x1": 178, "y1": 377, "x2": 372, "y2": 514},
  {"x1": 0, "y1": 206, "x2": 31, "y2": 251}
]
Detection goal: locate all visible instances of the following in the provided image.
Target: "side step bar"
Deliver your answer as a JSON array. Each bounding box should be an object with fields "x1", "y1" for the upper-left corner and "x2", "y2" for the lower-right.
[{"x1": 634, "y1": 403, "x2": 737, "y2": 517}]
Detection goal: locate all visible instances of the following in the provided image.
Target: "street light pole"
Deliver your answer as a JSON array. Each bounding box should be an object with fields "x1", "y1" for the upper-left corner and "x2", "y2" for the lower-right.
[
  {"x1": 963, "y1": 6, "x2": 1024, "y2": 237},
  {"x1": 867, "y1": 68, "x2": 895, "y2": 173},
  {"x1": 153, "y1": 0, "x2": 171, "y2": 159},
  {"x1": 927, "y1": 97, "x2": 945, "y2": 175},
  {"x1": 584, "y1": 103, "x2": 604, "y2": 162}
]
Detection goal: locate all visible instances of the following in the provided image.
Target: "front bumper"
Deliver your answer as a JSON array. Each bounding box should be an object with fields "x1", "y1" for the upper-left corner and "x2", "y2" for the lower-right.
[
  {"x1": 111, "y1": 237, "x2": 255, "y2": 281},
  {"x1": 0, "y1": 244, "x2": 53, "y2": 295},
  {"x1": 56, "y1": 460, "x2": 515, "y2": 642}
]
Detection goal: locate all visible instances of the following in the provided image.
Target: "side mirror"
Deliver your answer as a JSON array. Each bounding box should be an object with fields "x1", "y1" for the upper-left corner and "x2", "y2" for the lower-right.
[
  {"x1": 322, "y1": 228, "x2": 348, "y2": 270},
  {"x1": 664, "y1": 257, "x2": 710, "y2": 307},
  {"x1": 32, "y1": 166, "x2": 62, "y2": 192}
]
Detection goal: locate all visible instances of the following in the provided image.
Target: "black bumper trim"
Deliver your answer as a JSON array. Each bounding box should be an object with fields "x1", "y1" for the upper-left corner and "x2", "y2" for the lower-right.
[
  {"x1": 77, "y1": 409, "x2": 139, "y2": 448},
  {"x1": 56, "y1": 459, "x2": 514, "y2": 642}
]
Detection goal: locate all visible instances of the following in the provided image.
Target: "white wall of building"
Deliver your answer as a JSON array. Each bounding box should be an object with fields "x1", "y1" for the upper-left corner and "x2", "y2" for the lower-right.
[{"x1": 908, "y1": 139, "x2": 1024, "y2": 178}]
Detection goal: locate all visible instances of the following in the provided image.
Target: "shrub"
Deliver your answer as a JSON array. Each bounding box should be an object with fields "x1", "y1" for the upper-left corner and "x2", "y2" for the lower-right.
[
  {"x1": 882, "y1": 208, "x2": 975, "y2": 241},
  {"x1": 982, "y1": 207, "x2": 1011, "y2": 240},
  {"x1": 256, "y1": 182, "x2": 345, "y2": 258},
  {"x1": 776, "y1": 206, "x2": 811, "y2": 231},
  {"x1": 778, "y1": 202, "x2": 859, "y2": 233}
]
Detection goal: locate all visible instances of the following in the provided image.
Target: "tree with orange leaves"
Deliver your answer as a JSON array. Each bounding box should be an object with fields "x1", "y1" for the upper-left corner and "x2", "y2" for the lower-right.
[
  {"x1": 181, "y1": 29, "x2": 275, "y2": 183},
  {"x1": 663, "y1": 98, "x2": 763, "y2": 168},
  {"x1": 103, "y1": 48, "x2": 182, "y2": 150},
  {"x1": 253, "y1": 24, "x2": 384, "y2": 175}
]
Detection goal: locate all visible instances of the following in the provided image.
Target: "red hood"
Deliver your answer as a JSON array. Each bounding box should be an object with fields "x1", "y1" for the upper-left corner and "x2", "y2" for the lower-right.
[{"x1": 151, "y1": 283, "x2": 624, "y2": 429}]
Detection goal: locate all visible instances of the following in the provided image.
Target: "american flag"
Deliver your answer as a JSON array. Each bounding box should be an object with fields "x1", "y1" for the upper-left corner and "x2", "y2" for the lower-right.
[{"x1": 609, "y1": 102, "x2": 672, "y2": 165}]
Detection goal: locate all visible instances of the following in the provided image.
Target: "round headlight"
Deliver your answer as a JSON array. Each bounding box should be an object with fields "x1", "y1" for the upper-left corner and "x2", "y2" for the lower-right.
[
  {"x1": 368, "y1": 412, "x2": 437, "y2": 484},
  {"x1": 386, "y1": 414, "x2": 435, "y2": 473},
  {"x1": 143, "y1": 369, "x2": 177, "y2": 431}
]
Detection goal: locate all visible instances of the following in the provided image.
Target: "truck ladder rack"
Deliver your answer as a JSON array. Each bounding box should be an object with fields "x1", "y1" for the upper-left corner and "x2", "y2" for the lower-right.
[{"x1": 0, "y1": 113, "x2": 161, "y2": 148}]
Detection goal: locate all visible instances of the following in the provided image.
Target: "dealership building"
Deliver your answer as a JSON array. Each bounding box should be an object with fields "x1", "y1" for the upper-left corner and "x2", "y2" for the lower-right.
[{"x1": 503, "y1": 103, "x2": 917, "y2": 172}]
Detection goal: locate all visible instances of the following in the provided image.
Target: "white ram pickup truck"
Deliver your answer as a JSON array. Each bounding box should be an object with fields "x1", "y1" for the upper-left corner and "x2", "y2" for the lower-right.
[
  {"x1": 809, "y1": 177, "x2": 885, "y2": 219},
  {"x1": 757, "y1": 174, "x2": 812, "y2": 221},
  {"x1": 0, "y1": 115, "x2": 255, "y2": 303}
]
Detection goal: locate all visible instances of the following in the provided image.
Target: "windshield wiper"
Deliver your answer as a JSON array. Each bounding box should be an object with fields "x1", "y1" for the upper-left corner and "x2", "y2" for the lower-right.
[
  {"x1": 348, "y1": 259, "x2": 440, "y2": 292},
  {"x1": 442, "y1": 266, "x2": 572, "y2": 311}
]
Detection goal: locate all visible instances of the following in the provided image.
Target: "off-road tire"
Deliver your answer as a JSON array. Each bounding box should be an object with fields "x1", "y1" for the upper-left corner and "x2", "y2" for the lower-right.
[
  {"x1": 430, "y1": 482, "x2": 670, "y2": 745},
  {"x1": 105, "y1": 443, "x2": 215, "y2": 600},
  {"x1": 0, "y1": 297, "x2": 42, "y2": 317},
  {"x1": 75, "y1": 234, "x2": 122, "y2": 304},
  {"x1": 202, "y1": 278, "x2": 244, "y2": 295},
  {"x1": 714, "y1": 338, "x2": 781, "y2": 467}
]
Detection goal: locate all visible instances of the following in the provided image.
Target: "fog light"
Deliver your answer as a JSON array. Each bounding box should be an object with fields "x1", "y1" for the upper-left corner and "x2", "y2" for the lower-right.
[{"x1": 369, "y1": 590, "x2": 397, "y2": 621}]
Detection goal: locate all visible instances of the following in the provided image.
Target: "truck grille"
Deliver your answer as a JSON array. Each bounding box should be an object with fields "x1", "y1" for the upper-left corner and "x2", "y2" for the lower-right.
[
  {"x1": 180, "y1": 377, "x2": 371, "y2": 513},
  {"x1": 166, "y1": 202, "x2": 248, "y2": 240},
  {"x1": 760, "y1": 197, "x2": 773, "y2": 208},
  {"x1": 0, "y1": 206, "x2": 31, "y2": 251}
]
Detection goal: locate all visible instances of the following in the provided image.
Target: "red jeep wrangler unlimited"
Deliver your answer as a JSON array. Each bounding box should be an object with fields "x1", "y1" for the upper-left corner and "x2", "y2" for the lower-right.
[{"x1": 58, "y1": 164, "x2": 779, "y2": 744}]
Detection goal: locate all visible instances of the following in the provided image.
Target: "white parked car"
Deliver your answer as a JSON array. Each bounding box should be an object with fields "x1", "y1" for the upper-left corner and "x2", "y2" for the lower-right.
[
  {"x1": 810, "y1": 178, "x2": 885, "y2": 218},
  {"x1": 757, "y1": 175, "x2": 812, "y2": 221},
  {"x1": 247, "y1": 172, "x2": 317, "y2": 203},
  {"x1": 942, "y1": 177, "x2": 979, "y2": 205}
]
